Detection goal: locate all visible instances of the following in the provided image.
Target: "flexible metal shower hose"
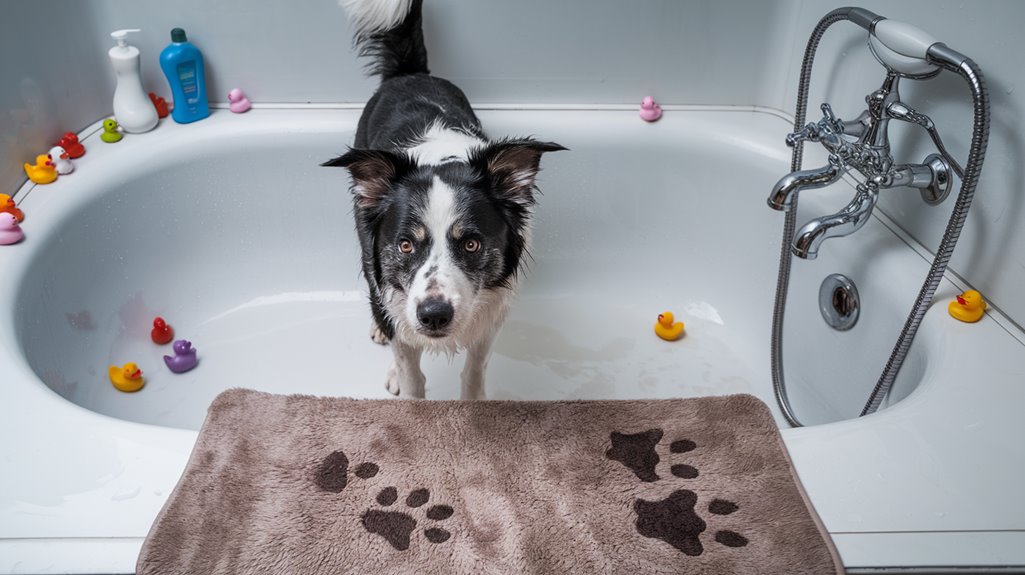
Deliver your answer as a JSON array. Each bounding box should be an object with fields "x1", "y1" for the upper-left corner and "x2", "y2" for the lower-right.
[
  {"x1": 769, "y1": 9, "x2": 990, "y2": 426},
  {"x1": 770, "y1": 9, "x2": 852, "y2": 428},
  {"x1": 860, "y1": 54, "x2": 989, "y2": 415}
]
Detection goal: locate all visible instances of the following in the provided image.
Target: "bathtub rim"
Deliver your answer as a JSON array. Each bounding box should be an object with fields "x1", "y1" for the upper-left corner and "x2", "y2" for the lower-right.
[{"x1": 1, "y1": 106, "x2": 1024, "y2": 572}]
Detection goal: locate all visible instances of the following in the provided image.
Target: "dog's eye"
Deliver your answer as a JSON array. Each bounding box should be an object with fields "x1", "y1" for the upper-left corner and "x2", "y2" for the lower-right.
[
  {"x1": 399, "y1": 239, "x2": 414, "y2": 254},
  {"x1": 464, "y1": 238, "x2": 481, "y2": 253}
]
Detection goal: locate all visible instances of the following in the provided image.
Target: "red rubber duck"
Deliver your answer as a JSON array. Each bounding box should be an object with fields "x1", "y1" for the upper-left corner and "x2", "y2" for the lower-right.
[
  {"x1": 56, "y1": 132, "x2": 85, "y2": 159},
  {"x1": 151, "y1": 317, "x2": 174, "y2": 344},
  {"x1": 149, "y1": 92, "x2": 169, "y2": 119}
]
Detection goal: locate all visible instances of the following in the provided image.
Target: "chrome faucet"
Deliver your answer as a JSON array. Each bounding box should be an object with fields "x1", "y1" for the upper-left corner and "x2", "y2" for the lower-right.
[
  {"x1": 767, "y1": 71, "x2": 956, "y2": 259},
  {"x1": 770, "y1": 7, "x2": 991, "y2": 426},
  {"x1": 792, "y1": 183, "x2": 878, "y2": 259},
  {"x1": 766, "y1": 157, "x2": 844, "y2": 212}
]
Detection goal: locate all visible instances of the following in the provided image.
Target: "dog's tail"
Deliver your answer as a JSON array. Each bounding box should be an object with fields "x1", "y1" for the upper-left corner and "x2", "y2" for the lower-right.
[{"x1": 341, "y1": 0, "x2": 429, "y2": 80}]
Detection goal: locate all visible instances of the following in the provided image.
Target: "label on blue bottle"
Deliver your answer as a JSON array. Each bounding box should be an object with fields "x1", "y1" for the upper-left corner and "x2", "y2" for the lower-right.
[{"x1": 177, "y1": 62, "x2": 199, "y2": 105}]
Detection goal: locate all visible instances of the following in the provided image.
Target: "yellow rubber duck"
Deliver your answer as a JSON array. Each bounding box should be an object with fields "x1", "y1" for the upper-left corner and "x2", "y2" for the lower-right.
[
  {"x1": 654, "y1": 311, "x2": 685, "y2": 341},
  {"x1": 109, "y1": 362, "x2": 145, "y2": 392},
  {"x1": 23, "y1": 154, "x2": 58, "y2": 184},
  {"x1": 948, "y1": 290, "x2": 986, "y2": 323}
]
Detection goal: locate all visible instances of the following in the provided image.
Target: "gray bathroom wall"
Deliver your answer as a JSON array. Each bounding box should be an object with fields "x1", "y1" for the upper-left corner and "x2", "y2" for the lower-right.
[
  {"x1": 1, "y1": 0, "x2": 795, "y2": 195},
  {"x1": 2, "y1": 0, "x2": 1024, "y2": 327},
  {"x1": 0, "y1": 1, "x2": 112, "y2": 198}
]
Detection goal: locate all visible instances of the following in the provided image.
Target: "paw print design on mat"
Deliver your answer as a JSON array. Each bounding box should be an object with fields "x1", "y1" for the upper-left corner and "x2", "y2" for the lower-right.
[
  {"x1": 605, "y1": 429, "x2": 699, "y2": 482},
  {"x1": 634, "y1": 491, "x2": 748, "y2": 556},
  {"x1": 314, "y1": 449, "x2": 380, "y2": 493},
  {"x1": 362, "y1": 486, "x2": 454, "y2": 550},
  {"x1": 606, "y1": 429, "x2": 747, "y2": 556}
]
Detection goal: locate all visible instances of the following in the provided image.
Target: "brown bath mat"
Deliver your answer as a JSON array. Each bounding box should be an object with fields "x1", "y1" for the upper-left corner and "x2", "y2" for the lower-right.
[{"x1": 137, "y1": 389, "x2": 842, "y2": 574}]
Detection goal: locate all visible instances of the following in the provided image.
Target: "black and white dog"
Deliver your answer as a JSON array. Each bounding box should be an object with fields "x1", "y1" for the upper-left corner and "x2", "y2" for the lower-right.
[{"x1": 324, "y1": 0, "x2": 564, "y2": 399}]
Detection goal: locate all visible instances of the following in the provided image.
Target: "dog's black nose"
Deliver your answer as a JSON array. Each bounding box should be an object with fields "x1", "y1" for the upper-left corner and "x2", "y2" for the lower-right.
[{"x1": 417, "y1": 299, "x2": 454, "y2": 332}]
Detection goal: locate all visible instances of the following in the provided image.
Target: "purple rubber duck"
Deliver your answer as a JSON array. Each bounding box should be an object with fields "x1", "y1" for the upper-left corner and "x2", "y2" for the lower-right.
[{"x1": 163, "y1": 339, "x2": 198, "y2": 373}]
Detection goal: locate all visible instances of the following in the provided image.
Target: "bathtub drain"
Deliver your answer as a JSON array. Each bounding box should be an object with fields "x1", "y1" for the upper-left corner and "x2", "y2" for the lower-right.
[{"x1": 819, "y1": 274, "x2": 859, "y2": 331}]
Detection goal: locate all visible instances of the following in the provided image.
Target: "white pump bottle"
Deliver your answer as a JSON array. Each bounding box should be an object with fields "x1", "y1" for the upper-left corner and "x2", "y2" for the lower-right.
[{"x1": 109, "y1": 29, "x2": 158, "y2": 133}]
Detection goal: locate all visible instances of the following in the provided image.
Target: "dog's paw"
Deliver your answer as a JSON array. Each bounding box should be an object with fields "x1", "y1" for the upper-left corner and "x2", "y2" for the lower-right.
[
  {"x1": 460, "y1": 386, "x2": 487, "y2": 401},
  {"x1": 385, "y1": 367, "x2": 401, "y2": 396},
  {"x1": 385, "y1": 365, "x2": 426, "y2": 398},
  {"x1": 370, "y1": 322, "x2": 390, "y2": 345}
]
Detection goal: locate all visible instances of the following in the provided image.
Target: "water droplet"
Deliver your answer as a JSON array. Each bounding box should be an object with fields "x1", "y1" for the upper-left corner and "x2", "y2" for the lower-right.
[
  {"x1": 111, "y1": 485, "x2": 141, "y2": 501},
  {"x1": 1006, "y1": 86, "x2": 1015, "y2": 95}
]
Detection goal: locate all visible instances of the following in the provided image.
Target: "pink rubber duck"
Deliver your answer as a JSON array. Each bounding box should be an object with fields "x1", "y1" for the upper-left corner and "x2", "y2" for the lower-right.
[
  {"x1": 228, "y1": 88, "x2": 252, "y2": 113},
  {"x1": 639, "y1": 96, "x2": 663, "y2": 122},
  {"x1": 0, "y1": 213, "x2": 25, "y2": 245}
]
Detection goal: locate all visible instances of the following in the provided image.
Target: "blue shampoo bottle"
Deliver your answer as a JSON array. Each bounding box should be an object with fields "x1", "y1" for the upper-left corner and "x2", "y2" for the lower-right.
[{"x1": 160, "y1": 28, "x2": 209, "y2": 123}]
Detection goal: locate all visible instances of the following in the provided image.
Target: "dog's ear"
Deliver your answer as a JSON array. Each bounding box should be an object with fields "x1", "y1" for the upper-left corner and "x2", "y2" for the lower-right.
[
  {"x1": 473, "y1": 139, "x2": 566, "y2": 206},
  {"x1": 322, "y1": 149, "x2": 414, "y2": 210}
]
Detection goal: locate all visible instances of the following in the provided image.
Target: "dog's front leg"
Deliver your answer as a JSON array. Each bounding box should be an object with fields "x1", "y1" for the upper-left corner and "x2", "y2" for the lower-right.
[
  {"x1": 386, "y1": 337, "x2": 426, "y2": 399},
  {"x1": 460, "y1": 333, "x2": 495, "y2": 400}
]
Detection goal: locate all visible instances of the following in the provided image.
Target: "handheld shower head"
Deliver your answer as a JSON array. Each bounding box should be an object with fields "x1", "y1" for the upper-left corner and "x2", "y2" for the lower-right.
[
  {"x1": 868, "y1": 19, "x2": 941, "y2": 78},
  {"x1": 857, "y1": 14, "x2": 975, "y2": 79}
]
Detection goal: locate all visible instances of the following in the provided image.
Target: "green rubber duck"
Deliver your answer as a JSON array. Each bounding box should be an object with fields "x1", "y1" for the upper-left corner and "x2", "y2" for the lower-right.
[{"x1": 100, "y1": 119, "x2": 123, "y2": 143}]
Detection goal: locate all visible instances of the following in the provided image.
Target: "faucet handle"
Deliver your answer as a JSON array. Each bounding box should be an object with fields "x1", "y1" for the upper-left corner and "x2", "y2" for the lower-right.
[
  {"x1": 887, "y1": 101, "x2": 965, "y2": 178},
  {"x1": 887, "y1": 101, "x2": 934, "y2": 129},
  {"x1": 820, "y1": 103, "x2": 845, "y2": 133},
  {"x1": 786, "y1": 103, "x2": 845, "y2": 147},
  {"x1": 785, "y1": 124, "x2": 816, "y2": 147},
  {"x1": 821, "y1": 103, "x2": 837, "y2": 122}
]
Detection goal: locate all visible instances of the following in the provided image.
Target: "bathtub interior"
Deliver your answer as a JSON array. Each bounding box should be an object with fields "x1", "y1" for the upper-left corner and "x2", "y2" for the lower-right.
[{"x1": 12, "y1": 109, "x2": 930, "y2": 430}]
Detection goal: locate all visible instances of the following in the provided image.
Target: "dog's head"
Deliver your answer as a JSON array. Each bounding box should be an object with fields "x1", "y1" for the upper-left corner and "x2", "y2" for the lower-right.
[{"x1": 325, "y1": 139, "x2": 564, "y2": 344}]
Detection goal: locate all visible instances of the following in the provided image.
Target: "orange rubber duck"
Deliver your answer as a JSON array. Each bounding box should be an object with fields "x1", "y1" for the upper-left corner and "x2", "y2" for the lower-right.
[
  {"x1": 654, "y1": 311, "x2": 685, "y2": 341},
  {"x1": 151, "y1": 317, "x2": 174, "y2": 344},
  {"x1": 948, "y1": 290, "x2": 987, "y2": 323},
  {"x1": 24, "y1": 154, "x2": 58, "y2": 184},
  {"x1": 0, "y1": 194, "x2": 24, "y2": 222},
  {"x1": 109, "y1": 362, "x2": 144, "y2": 392}
]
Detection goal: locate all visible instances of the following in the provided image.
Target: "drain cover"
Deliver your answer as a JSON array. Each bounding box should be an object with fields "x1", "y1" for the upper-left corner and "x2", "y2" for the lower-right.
[{"x1": 819, "y1": 273, "x2": 859, "y2": 331}]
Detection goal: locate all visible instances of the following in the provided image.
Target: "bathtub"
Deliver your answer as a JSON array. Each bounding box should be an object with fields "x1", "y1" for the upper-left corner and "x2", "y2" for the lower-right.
[{"x1": 1, "y1": 106, "x2": 1023, "y2": 573}]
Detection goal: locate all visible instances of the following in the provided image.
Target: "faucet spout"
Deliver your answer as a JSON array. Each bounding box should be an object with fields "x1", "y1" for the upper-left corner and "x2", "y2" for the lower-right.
[
  {"x1": 767, "y1": 160, "x2": 844, "y2": 211},
  {"x1": 792, "y1": 185, "x2": 879, "y2": 259}
]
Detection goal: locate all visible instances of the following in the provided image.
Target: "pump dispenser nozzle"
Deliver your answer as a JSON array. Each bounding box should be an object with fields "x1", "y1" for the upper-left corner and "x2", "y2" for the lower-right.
[{"x1": 110, "y1": 29, "x2": 141, "y2": 48}]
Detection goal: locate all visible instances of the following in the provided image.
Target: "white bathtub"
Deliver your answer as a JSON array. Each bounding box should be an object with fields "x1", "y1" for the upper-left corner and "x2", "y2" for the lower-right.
[{"x1": 1, "y1": 107, "x2": 1023, "y2": 573}]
